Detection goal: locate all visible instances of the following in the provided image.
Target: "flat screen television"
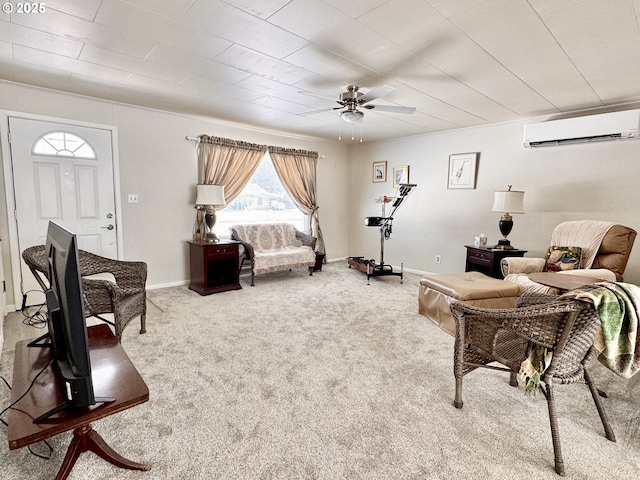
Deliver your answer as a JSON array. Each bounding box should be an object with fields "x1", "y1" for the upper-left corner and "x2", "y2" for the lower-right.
[{"x1": 29, "y1": 221, "x2": 112, "y2": 423}]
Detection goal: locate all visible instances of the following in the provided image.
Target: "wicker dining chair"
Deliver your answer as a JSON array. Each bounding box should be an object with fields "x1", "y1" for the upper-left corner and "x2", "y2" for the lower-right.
[
  {"x1": 449, "y1": 293, "x2": 616, "y2": 476},
  {"x1": 22, "y1": 245, "x2": 147, "y2": 341}
]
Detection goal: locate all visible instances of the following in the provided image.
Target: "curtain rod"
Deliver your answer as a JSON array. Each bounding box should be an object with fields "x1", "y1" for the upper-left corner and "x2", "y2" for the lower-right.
[{"x1": 186, "y1": 135, "x2": 324, "y2": 157}]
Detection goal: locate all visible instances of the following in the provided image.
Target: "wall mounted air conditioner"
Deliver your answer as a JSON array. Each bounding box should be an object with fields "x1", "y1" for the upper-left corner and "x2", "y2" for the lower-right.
[{"x1": 523, "y1": 109, "x2": 640, "y2": 148}]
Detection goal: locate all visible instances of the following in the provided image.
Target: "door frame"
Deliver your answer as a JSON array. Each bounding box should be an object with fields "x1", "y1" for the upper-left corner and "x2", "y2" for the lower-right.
[{"x1": 0, "y1": 110, "x2": 124, "y2": 311}]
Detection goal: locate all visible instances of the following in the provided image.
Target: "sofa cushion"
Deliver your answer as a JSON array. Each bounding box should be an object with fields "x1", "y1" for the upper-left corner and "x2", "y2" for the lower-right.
[{"x1": 543, "y1": 246, "x2": 582, "y2": 272}]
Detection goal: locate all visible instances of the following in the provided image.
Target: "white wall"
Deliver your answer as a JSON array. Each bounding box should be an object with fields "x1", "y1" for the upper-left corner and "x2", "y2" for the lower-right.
[
  {"x1": 0, "y1": 81, "x2": 350, "y2": 306},
  {"x1": 349, "y1": 120, "x2": 640, "y2": 285},
  {"x1": 3, "y1": 79, "x2": 639, "y2": 307}
]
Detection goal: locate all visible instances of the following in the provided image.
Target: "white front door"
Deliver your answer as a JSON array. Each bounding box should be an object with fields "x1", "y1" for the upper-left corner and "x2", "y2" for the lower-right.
[{"x1": 8, "y1": 116, "x2": 118, "y2": 301}]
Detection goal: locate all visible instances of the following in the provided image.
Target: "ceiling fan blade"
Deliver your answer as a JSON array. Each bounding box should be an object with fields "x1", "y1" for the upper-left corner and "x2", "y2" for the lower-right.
[
  {"x1": 365, "y1": 104, "x2": 416, "y2": 114},
  {"x1": 358, "y1": 85, "x2": 396, "y2": 104},
  {"x1": 297, "y1": 107, "x2": 340, "y2": 116}
]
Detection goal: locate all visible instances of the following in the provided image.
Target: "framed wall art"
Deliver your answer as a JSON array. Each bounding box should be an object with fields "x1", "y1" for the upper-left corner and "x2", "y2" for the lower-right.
[
  {"x1": 393, "y1": 165, "x2": 409, "y2": 188},
  {"x1": 448, "y1": 152, "x2": 478, "y2": 189},
  {"x1": 373, "y1": 161, "x2": 387, "y2": 183}
]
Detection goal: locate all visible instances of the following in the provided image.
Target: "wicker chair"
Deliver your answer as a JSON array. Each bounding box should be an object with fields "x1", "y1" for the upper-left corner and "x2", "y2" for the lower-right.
[
  {"x1": 22, "y1": 245, "x2": 147, "y2": 340},
  {"x1": 449, "y1": 293, "x2": 616, "y2": 476}
]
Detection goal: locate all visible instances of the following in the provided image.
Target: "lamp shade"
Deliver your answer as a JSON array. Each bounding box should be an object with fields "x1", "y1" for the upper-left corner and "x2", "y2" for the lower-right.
[
  {"x1": 491, "y1": 189, "x2": 524, "y2": 214},
  {"x1": 195, "y1": 184, "x2": 226, "y2": 206}
]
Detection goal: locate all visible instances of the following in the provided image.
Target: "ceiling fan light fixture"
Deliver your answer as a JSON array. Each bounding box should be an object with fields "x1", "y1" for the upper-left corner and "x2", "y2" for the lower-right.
[{"x1": 340, "y1": 110, "x2": 364, "y2": 124}]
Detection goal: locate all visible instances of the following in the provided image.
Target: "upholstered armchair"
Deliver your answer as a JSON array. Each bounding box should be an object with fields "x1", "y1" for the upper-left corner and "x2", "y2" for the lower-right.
[{"x1": 501, "y1": 220, "x2": 636, "y2": 293}]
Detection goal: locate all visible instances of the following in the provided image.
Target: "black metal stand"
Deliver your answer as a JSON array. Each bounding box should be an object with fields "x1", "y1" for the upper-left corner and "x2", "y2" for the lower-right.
[{"x1": 348, "y1": 184, "x2": 416, "y2": 284}]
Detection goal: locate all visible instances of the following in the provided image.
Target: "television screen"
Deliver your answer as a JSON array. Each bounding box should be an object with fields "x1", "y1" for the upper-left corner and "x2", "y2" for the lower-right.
[{"x1": 33, "y1": 221, "x2": 96, "y2": 422}]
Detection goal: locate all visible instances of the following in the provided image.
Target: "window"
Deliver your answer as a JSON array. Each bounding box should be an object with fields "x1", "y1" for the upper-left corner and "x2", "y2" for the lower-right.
[
  {"x1": 215, "y1": 154, "x2": 307, "y2": 236},
  {"x1": 32, "y1": 131, "x2": 96, "y2": 159}
]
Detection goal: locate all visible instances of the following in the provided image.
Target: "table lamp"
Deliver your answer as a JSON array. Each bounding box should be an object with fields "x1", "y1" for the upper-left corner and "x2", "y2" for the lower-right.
[
  {"x1": 491, "y1": 185, "x2": 524, "y2": 250},
  {"x1": 195, "y1": 184, "x2": 226, "y2": 243}
]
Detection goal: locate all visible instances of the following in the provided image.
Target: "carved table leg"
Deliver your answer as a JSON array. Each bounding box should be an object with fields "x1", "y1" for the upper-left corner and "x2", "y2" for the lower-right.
[{"x1": 55, "y1": 424, "x2": 150, "y2": 480}]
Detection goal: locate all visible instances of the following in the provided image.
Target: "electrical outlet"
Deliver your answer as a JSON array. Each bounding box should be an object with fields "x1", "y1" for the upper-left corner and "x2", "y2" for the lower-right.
[
  {"x1": 127, "y1": 193, "x2": 139, "y2": 203},
  {"x1": 435, "y1": 255, "x2": 442, "y2": 264}
]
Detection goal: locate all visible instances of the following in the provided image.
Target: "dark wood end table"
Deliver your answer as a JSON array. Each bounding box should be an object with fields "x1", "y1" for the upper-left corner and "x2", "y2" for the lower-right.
[
  {"x1": 8, "y1": 324, "x2": 150, "y2": 480},
  {"x1": 464, "y1": 245, "x2": 527, "y2": 279},
  {"x1": 188, "y1": 240, "x2": 242, "y2": 295}
]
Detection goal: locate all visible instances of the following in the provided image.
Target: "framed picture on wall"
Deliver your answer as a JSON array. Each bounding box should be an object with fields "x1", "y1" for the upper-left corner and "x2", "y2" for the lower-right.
[
  {"x1": 448, "y1": 152, "x2": 478, "y2": 189},
  {"x1": 373, "y1": 161, "x2": 387, "y2": 182},
  {"x1": 392, "y1": 165, "x2": 409, "y2": 188}
]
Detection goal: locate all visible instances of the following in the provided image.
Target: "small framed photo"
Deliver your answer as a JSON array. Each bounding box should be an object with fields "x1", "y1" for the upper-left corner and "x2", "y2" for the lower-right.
[
  {"x1": 448, "y1": 152, "x2": 478, "y2": 189},
  {"x1": 393, "y1": 165, "x2": 409, "y2": 188},
  {"x1": 373, "y1": 161, "x2": 387, "y2": 183}
]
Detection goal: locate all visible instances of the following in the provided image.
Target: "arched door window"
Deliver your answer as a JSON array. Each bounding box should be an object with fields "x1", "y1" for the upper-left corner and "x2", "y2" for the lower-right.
[{"x1": 32, "y1": 131, "x2": 97, "y2": 159}]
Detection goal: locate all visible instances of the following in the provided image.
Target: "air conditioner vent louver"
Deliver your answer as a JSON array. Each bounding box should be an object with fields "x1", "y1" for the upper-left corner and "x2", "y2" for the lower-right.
[{"x1": 524, "y1": 110, "x2": 640, "y2": 148}]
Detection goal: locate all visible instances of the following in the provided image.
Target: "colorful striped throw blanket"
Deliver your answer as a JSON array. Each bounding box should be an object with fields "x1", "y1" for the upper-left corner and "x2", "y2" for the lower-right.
[{"x1": 561, "y1": 282, "x2": 640, "y2": 378}]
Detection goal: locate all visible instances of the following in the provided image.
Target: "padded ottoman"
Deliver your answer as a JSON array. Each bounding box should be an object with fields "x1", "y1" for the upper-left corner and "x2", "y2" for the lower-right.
[{"x1": 418, "y1": 271, "x2": 525, "y2": 336}]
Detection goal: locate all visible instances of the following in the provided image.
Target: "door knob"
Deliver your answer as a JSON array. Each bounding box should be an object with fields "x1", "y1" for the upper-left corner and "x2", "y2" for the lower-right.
[{"x1": 102, "y1": 224, "x2": 115, "y2": 230}]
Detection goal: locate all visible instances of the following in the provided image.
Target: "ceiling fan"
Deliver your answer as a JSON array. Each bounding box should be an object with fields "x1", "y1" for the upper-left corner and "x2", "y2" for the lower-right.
[{"x1": 299, "y1": 85, "x2": 416, "y2": 123}]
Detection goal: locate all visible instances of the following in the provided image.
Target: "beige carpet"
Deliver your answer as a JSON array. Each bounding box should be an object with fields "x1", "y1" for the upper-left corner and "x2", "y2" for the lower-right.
[{"x1": 1, "y1": 261, "x2": 640, "y2": 479}]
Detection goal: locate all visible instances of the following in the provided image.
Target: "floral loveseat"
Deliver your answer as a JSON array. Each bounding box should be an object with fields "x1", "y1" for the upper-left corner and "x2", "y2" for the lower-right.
[{"x1": 230, "y1": 223, "x2": 317, "y2": 286}]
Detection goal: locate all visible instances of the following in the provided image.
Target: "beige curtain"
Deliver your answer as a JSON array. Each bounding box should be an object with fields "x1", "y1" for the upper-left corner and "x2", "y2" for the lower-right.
[
  {"x1": 197, "y1": 135, "x2": 266, "y2": 204},
  {"x1": 268, "y1": 146, "x2": 325, "y2": 255}
]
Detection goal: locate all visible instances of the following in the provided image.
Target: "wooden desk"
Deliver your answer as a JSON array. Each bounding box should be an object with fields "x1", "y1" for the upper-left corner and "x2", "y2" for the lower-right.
[
  {"x1": 528, "y1": 272, "x2": 607, "y2": 292},
  {"x1": 8, "y1": 324, "x2": 150, "y2": 480}
]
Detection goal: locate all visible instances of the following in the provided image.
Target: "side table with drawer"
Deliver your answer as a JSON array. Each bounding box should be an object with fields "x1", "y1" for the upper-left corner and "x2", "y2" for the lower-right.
[
  {"x1": 464, "y1": 245, "x2": 527, "y2": 279},
  {"x1": 188, "y1": 240, "x2": 242, "y2": 295}
]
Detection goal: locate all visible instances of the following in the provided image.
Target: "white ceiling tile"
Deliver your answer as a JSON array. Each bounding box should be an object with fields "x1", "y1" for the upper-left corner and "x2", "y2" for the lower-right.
[
  {"x1": 80, "y1": 45, "x2": 189, "y2": 84},
  {"x1": 449, "y1": 0, "x2": 603, "y2": 110},
  {"x1": 2, "y1": 0, "x2": 640, "y2": 142},
  {"x1": 537, "y1": 0, "x2": 640, "y2": 105},
  {"x1": 179, "y1": 74, "x2": 264, "y2": 102},
  {"x1": 236, "y1": 74, "x2": 318, "y2": 104},
  {"x1": 94, "y1": 0, "x2": 232, "y2": 59},
  {"x1": 268, "y1": 0, "x2": 397, "y2": 72},
  {"x1": 359, "y1": 0, "x2": 454, "y2": 56},
  {"x1": 121, "y1": 0, "x2": 196, "y2": 18},
  {"x1": 0, "y1": 40, "x2": 12, "y2": 58},
  {"x1": 251, "y1": 96, "x2": 315, "y2": 115},
  {"x1": 220, "y1": 0, "x2": 293, "y2": 19},
  {"x1": 184, "y1": 0, "x2": 309, "y2": 58},
  {"x1": 393, "y1": 58, "x2": 517, "y2": 121},
  {"x1": 13, "y1": 45, "x2": 131, "y2": 83},
  {"x1": 0, "y1": 20, "x2": 83, "y2": 58},
  {"x1": 528, "y1": 0, "x2": 584, "y2": 18},
  {"x1": 425, "y1": 0, "x2": 491, "y2": 18},
  {"x1": 49, "y1": 0, "x2": 102, "y2": 20},
  {"x1": 320, "y1": 0, "x2": 390, "y2": 18},
  {"x1": 147, "y1": 44, "x2": 250, "y2": 84},
  {"x1": 283, "y1": 44, "x2": 377, "y2": 83},
  {"x1": 215, "y1": 44, "x2": 314, "y2": 84},
  {"x1": 11, "y1": 6, "x2": 157, "y2": 58}
]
